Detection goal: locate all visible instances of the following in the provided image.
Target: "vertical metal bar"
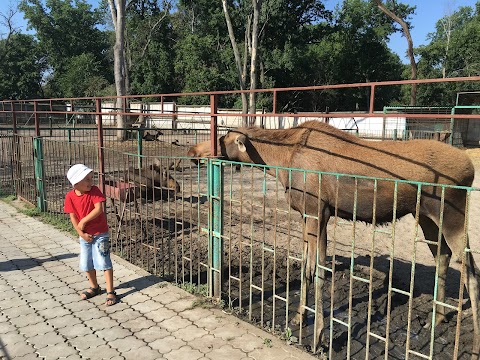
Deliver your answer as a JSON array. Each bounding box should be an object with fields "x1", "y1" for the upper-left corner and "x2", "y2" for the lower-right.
[
  {"x1": 11, "y1": 101, "x2": 17, "y2": 134},
  {"x1": 385, "y1": 181, "x2": 399, "y2": 359},
  {"x1": 34, "y1": 100, "x2": 40, "y2": 137},
  {"x1": 429, "y1": 186, "x2": 446, "y2": 358},
  {"x1": 450, "y1": 107, "x2": 455, "y2": 146},
  {"x1": 96, "y1": 99, "x2": 105, "y2": 195},
  {"x1": 405, "y1": 184, "x2": 422, "y2": 359},
  {"x1": 369, "y1": 85, "x2": 376, "y2": 114},
  {"x1": 208, "y1": 159, "x2": 223, "y2": 298},
  {"x1": 33, "y1": 137, "x2": 46, "y2": 211},
  {"x1": 137, "y1": 129, "x2": 143, "y2": 169},
  {"x1": 210, "y1": 94, "x2": 218, "y2": 156}
]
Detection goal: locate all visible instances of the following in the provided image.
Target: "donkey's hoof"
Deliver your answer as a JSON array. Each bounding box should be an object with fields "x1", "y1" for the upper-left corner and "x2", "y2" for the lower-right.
[{"x1": 291, "y1": 313, "x2": 305, "y2": 326}]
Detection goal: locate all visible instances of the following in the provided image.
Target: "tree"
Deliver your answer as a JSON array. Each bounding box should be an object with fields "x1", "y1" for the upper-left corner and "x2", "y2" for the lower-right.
[
  {"x1": 126, "y1": 0, "x2": 175, "y2": 95},
  {"x1": 107, "y1": 0, "x2": 128, "y2": 139},
  {"x1": 19, "y1": 0, "x2": 111, "y2": 97},
  {"x1": 374, "y1": 0, "x2": 417, "y2": 105},
  {"x1": 0, "y1": 33, "x2": 45, "y2": 99}
]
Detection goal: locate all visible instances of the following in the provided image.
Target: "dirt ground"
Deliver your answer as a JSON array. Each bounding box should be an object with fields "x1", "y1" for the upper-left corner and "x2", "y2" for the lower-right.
[{"x1": 105, "y1": 145, "x2": 480, "y2": 360}]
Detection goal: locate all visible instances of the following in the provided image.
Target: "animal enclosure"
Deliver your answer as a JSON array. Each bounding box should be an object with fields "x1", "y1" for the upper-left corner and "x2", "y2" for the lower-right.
[{"x1": 1, "y1": 78, "x2": 480, "y2": 359}]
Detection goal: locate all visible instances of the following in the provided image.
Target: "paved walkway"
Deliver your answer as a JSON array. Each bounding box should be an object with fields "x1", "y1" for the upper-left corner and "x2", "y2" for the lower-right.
[{"x1": 0, "y1": 200, "x2": 315, "y2": 360}]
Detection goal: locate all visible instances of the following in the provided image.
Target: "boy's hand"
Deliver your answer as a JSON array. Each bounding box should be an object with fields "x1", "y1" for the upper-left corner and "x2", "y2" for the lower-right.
[
  {"x1": 78, "y1": 219, "x2": 86, "y2": 231},
  {"x1": 80, "y1": 232, "x2": 93, "y2": 242}
]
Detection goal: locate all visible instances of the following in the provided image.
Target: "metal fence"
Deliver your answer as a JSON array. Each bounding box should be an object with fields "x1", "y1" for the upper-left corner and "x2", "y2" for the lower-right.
[{"x1": 1, "y1": 78, "x2": 480, "y2": 359}]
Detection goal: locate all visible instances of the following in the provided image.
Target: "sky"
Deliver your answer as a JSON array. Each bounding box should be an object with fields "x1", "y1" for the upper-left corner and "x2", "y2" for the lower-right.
[{"x1": 0, "y1": 0, "x2": 479, "y2": 63}]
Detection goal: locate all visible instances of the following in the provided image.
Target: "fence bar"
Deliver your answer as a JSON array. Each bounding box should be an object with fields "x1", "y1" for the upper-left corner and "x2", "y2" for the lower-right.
[
  {"x1": 208, "y1": 159, "x2": 223, "y2": 298},
  {"x1": 33, "y1": 137, "x2": 46, "y2": 211},
  {"x1": 96, "y1": 99, "x2": 105, "y2": 195}
]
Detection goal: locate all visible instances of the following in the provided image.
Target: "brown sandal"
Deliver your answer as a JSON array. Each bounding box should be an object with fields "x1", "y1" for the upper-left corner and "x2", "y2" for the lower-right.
[{"x1": 106, "y1": 291, "x2": 117, "y2": 306}]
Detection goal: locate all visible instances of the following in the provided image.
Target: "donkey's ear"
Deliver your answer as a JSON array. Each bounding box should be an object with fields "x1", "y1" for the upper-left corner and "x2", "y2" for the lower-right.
[{"x1": 234, "y1": 134, "x2": 247, "y2": 152}]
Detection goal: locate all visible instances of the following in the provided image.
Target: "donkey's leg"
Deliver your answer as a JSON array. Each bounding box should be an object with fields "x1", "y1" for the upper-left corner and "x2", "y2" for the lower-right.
[
  {"x1": 292, "y1": 217, "x2": 315, "y2": 326},
  {"x1": 442, "y1": 219, "x2": 480, "y2": 359},
  {"x1": 419, "y1": 215, "x2": 452, "y2": 326}
]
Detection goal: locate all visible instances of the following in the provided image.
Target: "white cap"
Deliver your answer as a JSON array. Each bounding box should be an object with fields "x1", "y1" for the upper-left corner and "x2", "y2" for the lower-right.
[{"x1": 67, "y1": 164, "x2": 93, "y2": 185}]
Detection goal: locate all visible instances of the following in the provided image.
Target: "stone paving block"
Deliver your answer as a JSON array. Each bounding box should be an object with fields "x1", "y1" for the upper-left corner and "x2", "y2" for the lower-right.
[
  {"x1": 75, "y1": 307, "x2": 106, "y2": 321},
  {"x1": 131, "y1": 299, "x2": 164, "y2": 314},
  {"x1": 48, "y1": 314, "x2": 82, "y2": 329},
  {"x1": 164, "y1": 345, "x2": 203, "y2": 360},
  {"x1": 151, "y1": 290, "x2": 182, "y2": 305},
  {"x1": 10, "y1": 313, "x2": 44, "y2": 328},
  {"x1": 109, "y1": 308, "x2": 143, "y2": 322},
  {"x1": 149, "y1": 336, "x2": 186, "y2": 353},
  {"x1": 0, "y1": 321, "x2": 17, "y2": 334},
  {"x1": 2, "y1": 289, "x2": 20, "y2": 300},
  {"x1": 188, "y1": 334, "x2": 229, "y2": 354},
  {"x1": 121, "y1": 316, "x2": 157, "y2": 332},
  {"x1": 122, "y1": 345, "x2": 162, "y2": 360},
  {"x1": 102, "y1": 300, "x2": 130, "y2": 314},
  {"x1": 144, "y1": 307, "x2": 177, "y2": 323},
  {"x1": 2, "y1": 304, "x2": 35, "y2": 318},
  {"x1": 205, "y1": 344, "x2": 247, "y2": 360},
  {"x1": 36, "y1": 343, "x2": 79, "y2": 359},
  {"x1": 38, "y1": 306, "x2": 71, "y2": 319},
  {"x1": 95, "y1": 325, "x2": 132, "y2": 342},
  {"x1": 193, "y1": 313, "x2": 226, "y2": 331},
  {"x1": 229, "y1": 332, "x2": 267, "y2": 352},
  {"x1": 159, "y1": 315, "x2": 193, "y2": 332},
  {"x1": 20, "y1": 290, "x2": 52, "y2": 303},
  {"x1": 84, "y1": 316, "x2": 119, "y2": 331},
  {"x1": 29, "y1": 331, "x2": 66, "y2": 349},
  {"x1": 1, "y1": 331, "x2": 26, "y2": 346},
  {"x1": 120, "y1": 292, "x2": 150, "y2": 305},
  {"x1": 56, "y1": 323, "x2": 92, "y2": 339},
  {"x1": 63, "y1": 299, "x2": 94, "y2": 312},
  {"x1": 43, "y1": 279, "x2": 67, "y2": 289},
  {"x1": 179, "y1": 307, "x2": 214, "y2": 322},
  {"x1": 172, "y1": 325, "x2": 209, "y2": 342},
  {"x1": 166, "y1": 298, "x2": 196, "y2": 313},
  {"x1": 69, "y1": 333, "x2": 106, "y2": 350},
  {"x1": 134, "y1": 326, "x2": 169, "y2": 343},
  {"x1": 14, "y1": 353, "x2": 41, "y2": 360},
  {"x1": 210, "y1": 323, "x2": 245, "y2": 341},
  {"x1": 0, "y1": 297, "x2": 29, "y2": 311},
  {"x1": 19, "y1": 322, "x2": 55, "y2": 337},
  {"x1": 79, "y1": 344, "x2": 121, "y2": 359},
  {"x1": 109, "y1": 335, "x2": 146, "y2": 353},
  {"x1": 55, "y1": 293, "x2": 80, "y2": 305},
  {"x1": 1, "y1": 341, "x2": 37, "y2": 357},
  {"x1": 29, "y1": 298, "x2": 61, "y2": 311}
]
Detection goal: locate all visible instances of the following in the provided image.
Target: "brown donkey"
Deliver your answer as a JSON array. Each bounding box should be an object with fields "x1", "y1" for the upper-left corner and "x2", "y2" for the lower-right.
[{"x1": 193, "y1": 120, "x2": 480, "y2": 358}]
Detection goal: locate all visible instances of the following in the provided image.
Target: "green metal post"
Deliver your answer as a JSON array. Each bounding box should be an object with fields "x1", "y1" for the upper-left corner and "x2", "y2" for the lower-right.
[
  {"x1": 208, "y1": 159, "x2": 223, "y2": 298},
  {"x1": 208, "y1": 93, "x2": 223, "y2": 298},
  {"x1": 450, "y1": 107, "x2": 455, "y2": 146},
  {"x1": 33, "y1": 137, "x2": 47, "y2": 212},
  {"x1": 137, "y1": 129, "x2": 143, "y2": 169}
]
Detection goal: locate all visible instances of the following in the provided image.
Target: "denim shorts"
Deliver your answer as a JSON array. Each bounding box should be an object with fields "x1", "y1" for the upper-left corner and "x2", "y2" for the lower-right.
[{"x1": 79, "y1": 232, "x2": 113, "y2": 271}]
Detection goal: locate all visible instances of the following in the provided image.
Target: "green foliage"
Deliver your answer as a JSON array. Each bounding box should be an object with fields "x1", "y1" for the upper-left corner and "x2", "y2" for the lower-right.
[
  {"x1": 19, "y1": 0, "x2": 111, "y2": 97},
  {"x1": 0, "y1": 33, "x2": 45, "y2": 99}
]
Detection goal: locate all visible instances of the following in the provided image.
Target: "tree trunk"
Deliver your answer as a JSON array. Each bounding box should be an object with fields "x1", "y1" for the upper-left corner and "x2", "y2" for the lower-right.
[
  {"x1": 248, "y1": 0, "x2": 262, "y2": 126},
  {"x1": 222, "y1": 0, "x2": 249, "y2": 126},
  {"x1": 375, "y1": 0, "x2": 417, "y2": 106},
  {"x1": 108, "y1": 0, "x2": 127, "y2": 140}
]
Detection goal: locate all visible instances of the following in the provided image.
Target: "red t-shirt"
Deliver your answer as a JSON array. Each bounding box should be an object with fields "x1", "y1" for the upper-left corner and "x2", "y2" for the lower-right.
[{"x1": 64, "y1": 185, "x2": 109, "y2": 235}]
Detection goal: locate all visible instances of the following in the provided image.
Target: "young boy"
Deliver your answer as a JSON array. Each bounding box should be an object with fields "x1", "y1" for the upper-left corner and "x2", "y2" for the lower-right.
[{"x1": 64, "y1": 164, "x2": 117, "y2": 306}]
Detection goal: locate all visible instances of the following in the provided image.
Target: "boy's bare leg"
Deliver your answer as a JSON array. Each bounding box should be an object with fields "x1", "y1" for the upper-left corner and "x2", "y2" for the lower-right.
[
  {"x1": 104, "y1": 269, "x2": 116, "y2": 305},
  {"x1": 81, "y1": 270, "x2": 99, "y2": 299}
]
